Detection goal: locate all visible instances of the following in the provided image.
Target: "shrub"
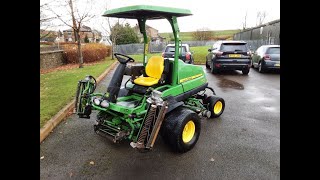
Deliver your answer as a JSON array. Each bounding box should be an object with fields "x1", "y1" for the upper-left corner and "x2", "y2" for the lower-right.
[
  {"x1": 192, "y1": 28, "x2": 214, "y2": 41},
  {"x1": 63, "y1": 43, "x2": 111, "y2": 64},
  {"x1": 84, "y1": 35, "x2": 89, "y2": 43},
  {"x1": 214, "y1": 35, "x2": 232, "y2": 40}
]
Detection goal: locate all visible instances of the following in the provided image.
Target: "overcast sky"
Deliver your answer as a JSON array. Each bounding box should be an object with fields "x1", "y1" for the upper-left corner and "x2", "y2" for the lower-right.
[{"x1": 41, "y1": 0, "x2": 280, "y2": 33}]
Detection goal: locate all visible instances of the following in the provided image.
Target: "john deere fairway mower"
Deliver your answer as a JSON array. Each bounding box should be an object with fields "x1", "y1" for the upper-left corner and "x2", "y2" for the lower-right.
[{"x1": 75, "y1": 5, "x2": 225, "y2": 153}]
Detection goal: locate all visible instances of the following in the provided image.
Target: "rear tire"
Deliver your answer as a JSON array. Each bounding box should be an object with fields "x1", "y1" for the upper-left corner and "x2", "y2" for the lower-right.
[
  {"x1": 210, "y1": 61, "x2": 218, "y2": 74},
  {"x1": 207, "y1": 96, "x2": 225, "y2": 118},
  {"x1": 189, "y1": 58, "x2": 194, "y2": 64},
  {"x1": 205, "y1": 59, "x2": 210, "y2": 69},
  {"x1": 251, "y1": 61, "x2": 254, "y2": 68},
  {"x1": 258, "y1": 62, "x2": 264, "y2": 73},
  {"x1": 242, "y1": 68, "x2": 250, "y2": 75},
  {"x1": 161, "y1": 107, "x2": 201, "y2": 153}
]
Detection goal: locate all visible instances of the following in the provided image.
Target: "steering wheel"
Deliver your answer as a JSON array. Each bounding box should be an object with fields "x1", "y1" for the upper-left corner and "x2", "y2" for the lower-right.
[{"x1": 114, "y1": 53, "x2": 135, "y2": 64}]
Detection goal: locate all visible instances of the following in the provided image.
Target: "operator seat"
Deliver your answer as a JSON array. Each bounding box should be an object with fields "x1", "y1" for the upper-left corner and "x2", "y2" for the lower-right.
[{"x1": 134, "y1": 56, "x2": 164, "y2": 86}]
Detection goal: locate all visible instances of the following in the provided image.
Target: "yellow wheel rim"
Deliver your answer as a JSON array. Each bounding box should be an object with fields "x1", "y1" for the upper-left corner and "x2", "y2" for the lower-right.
[
  {"x1": 213, "y1": 101, "x2": 223, "y2": 114},
  {"x1": 182, "y1": 121, "x2": 195, "y2": 143}
]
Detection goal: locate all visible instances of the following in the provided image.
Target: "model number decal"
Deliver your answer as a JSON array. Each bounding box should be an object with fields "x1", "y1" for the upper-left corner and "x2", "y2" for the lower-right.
[{"x1": 179, "y1": 74, "x2": 203, "y2": 83}]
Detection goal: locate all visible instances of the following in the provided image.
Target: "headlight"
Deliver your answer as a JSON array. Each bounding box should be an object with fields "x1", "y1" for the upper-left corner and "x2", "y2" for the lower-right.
[
  {"x1": 93, "y1": 98, "x2": 101, "y2": 105},
  {"x1": 100, "y1": 100, "x2": 110, "y2": 108}
]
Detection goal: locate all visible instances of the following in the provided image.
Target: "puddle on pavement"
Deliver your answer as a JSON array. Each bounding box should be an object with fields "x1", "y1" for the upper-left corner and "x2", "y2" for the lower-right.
[
  {"x1": 249, "y1": 97, "x2": 274, "y2": 103},
  {"x1": 262, "y1": 106, "x2": 278, "y2": 112},
  {"x1": 217, "y1": 78, "x2": 244, "y2": 90}
]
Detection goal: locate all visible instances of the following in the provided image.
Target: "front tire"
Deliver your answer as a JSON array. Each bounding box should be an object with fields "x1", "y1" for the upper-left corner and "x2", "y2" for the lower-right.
[{"x1": 161, "y1": 107, "x2": 201, "y2": 153}]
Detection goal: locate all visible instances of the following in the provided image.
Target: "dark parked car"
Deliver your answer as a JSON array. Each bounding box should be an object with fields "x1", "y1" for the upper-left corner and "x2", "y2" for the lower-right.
[
  {"x1": 206, "y1": 41, "x2": 252, "y2": 75},
  {"x1": 251, "y1": 45, "x2": 280, "y2": 73},
  {"x1": 162, "y1": 44, "x2": 194, "y2": 64}
]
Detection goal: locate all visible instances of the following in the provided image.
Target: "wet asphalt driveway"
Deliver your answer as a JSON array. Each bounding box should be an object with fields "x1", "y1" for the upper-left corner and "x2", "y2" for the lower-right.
[{"x1": 40, "y1": 65, "x2": 280, "y2": 180}]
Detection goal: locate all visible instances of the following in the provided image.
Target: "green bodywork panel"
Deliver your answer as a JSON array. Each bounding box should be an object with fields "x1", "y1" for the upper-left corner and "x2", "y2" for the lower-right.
[
  {"x1": 102, "y1": 5, "x2": 192, "y2": 19},
  {"x1": 161, "y1": 84, "x2": 184, "y2": 98},
  {"x1": 177, "y1": 60, "x2": 207, "y2": 92},
  {"x1": 92, "y1": 94, "x2": 147, "y2": 116},
  {"x1": 159, "y1": 60, "x2": 207, "y2": 98}
]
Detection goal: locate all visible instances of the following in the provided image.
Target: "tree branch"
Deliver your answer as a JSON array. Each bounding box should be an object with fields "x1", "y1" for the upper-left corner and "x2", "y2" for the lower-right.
[{"x1": 49, "y1": 8, "x2": 74, "y2": 29}]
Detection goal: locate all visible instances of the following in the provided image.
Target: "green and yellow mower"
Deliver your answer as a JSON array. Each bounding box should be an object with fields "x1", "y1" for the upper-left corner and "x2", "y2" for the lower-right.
[{"x1": 75, "y1": 5, "x2": 225, "y2": 153}]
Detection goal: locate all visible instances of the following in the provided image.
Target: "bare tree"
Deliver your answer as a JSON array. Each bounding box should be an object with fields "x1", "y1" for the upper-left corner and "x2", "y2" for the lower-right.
[
  {"x1": 100, "y1": 2, "x2": 126, "y2": 60},
  {"x1": 47, "y1": 0, "x2": 95, "y2": 68},
  {"x1": 101, "y1": 18, "x2": 120, "y2": 60},
  {"x1": 40, "y1": 1, "x2": 56, "y2": 39},
  {"x1": 192, "y1": 28, "x2": 214, "y2": 41},
  {"x1": 256, "y1": 11, "x2": 267, "y2": 26},
  {"x1": 242, "y1": 11, "x2": 248, "y2": 30}
]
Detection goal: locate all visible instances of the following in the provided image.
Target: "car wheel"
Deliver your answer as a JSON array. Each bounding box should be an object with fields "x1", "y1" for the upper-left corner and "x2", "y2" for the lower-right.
[
  {"x1": 206, "y1": 96, "x2": 225, "y2": 118},
  {"x1": 258, "y1": 62, "x2": 264, "y2": 73},
  {"x1": 242, "y1": 68, "x2": 250, "y2": 75},
  {"x1": 160, "y1": 107, "x2": 201, "y2": 153},
  {"x1": 191, "y1": 58, "x2": 194, "y2": 64},
  {"x1": 205, "y1": 59, "x2": 210, "y2": 69},
  {"x1": 210, "y1": 61, "x2": 218, "y2": 74}
]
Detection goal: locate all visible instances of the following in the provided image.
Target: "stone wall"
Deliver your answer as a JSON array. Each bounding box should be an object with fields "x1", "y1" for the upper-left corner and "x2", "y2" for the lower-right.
[{"x1": 40, "y1": 50, "x2": 66, "y2": 69}]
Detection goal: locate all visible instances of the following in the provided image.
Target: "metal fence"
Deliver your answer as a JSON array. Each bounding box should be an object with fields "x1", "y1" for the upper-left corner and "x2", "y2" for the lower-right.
[
  {"x1": 244, "y1": 40, "x2": 278, "y2": 52},
  {"x1": 175, "y1": 40, "x2": 216, "y2": 47},
  {"x1": 114, "y1": 40, "x2": 217, "y2": 55},
  {"x1": 233, "y1": 19, "x2": 280, "y2": 50},
  {"x1": 114, "y1": 43, "x2": 144, "y2": 55}
]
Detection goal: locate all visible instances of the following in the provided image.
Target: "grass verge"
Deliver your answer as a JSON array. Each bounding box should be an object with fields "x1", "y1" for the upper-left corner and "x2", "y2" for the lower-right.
[
  {"x1": 190, "y1": 46, "x2": 210, "y2": 64},
  {"x1": 40, "y1": 58, "x2": 115, "y2": 128}
]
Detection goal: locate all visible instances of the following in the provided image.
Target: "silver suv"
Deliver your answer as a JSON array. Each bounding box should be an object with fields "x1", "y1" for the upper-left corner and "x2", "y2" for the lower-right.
[{"x1": 162, "y1": 44, "x2": 194, "y2": 64}]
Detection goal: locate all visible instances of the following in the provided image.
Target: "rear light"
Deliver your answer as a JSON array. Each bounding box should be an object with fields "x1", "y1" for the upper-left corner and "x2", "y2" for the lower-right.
[
  {"x1": 264, "y1": 54, "x2": 271, "y2": 60},
  {"x1": 186, "y1": 52, "x2": 191, "y2": 60},
  {"x1": 162, "y1": 52, "x2": 164, "y2": 57},
  {"x1": 215, "y1": 63, "x2": 221, "y2": 68},
  {"x1": 216, "y1": 51, "x2": 223, "y2": 57}
]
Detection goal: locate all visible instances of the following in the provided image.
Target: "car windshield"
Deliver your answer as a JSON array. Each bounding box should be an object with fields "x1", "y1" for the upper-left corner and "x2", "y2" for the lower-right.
[
  {"x1": 266, "y1": 47, "x2": 280, "y2": 54},
  {"x1": 220, "y1": 43, "x2": 248, "y2": 52},
  {"x1": 165, "y1": 46, "x2": 187, "y2": 53}
]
